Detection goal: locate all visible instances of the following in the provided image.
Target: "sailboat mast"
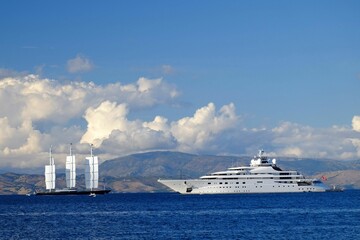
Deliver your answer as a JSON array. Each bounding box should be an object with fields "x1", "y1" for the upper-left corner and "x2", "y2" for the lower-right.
[
  {"x1": 90, "y1": 144, "x2": 93, "y2": 157},
  {"x1": 49, "y1": 145, "x2": 53, "y2": 165},
  {"x1": 90, "y1": 144, "x2": 93, "y2": 191}
]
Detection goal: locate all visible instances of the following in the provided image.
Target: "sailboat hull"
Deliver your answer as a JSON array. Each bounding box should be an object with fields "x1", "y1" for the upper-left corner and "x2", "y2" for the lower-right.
[{"x1": 35, "y1": 189, "x2": 111, "y2": 196}]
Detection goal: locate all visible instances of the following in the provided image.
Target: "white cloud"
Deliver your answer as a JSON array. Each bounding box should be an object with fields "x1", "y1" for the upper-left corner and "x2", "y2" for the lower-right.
[
  {"x1": 171, "y1": 103, "x2": 238, "y2": 152},
  {"x1": 1, "y1": 70, "x2": 360, "y2": 170},
  {"x1": 143, "y1": 116, "x2": 170, "y2": 132},
  {"x1": 264, "y1": 122, "x2": 360, "y2": 159},
  {"x1": 0, "y1": 118, "x2": 40, "y2": 154},
  {"x1": 81, "y1": 101, "x2": 238, "y2": 154},
  {"x1": 277, "y1": 147, "x2": 303, "y2": 157},
  {"x1": 0, "y1": 73, "x2": 179, "y2": 168},
  {"x1": 213, "y1": 120, "x2": 360, "y2": 160},
  {"x1": 0, "y1": 74, "x2": 178, "y2": 125},
  {"x1": 66, "y1": 54, "x2": 94, "y2": 73},
  {"x1": 352, "y1": 116, "x2": 360, "y2": 132},
  {"x1": 137, "y1": 77, "x2": 160, "y2": 92},
  {"x1": 0, "y1": 117, "x2": 45, "y2": 168},
  {"x1": 80, "y1": 101, "x2": 131, "y2": 147},
  {"x1": 99, "y1": 112, "x2": 176, "y2": 155}
]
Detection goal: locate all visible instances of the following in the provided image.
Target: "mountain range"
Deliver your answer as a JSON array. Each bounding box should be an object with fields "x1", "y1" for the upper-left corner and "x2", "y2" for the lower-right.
[{"x1": 1, "y1": 151, "x2": 359, "y2": 194}]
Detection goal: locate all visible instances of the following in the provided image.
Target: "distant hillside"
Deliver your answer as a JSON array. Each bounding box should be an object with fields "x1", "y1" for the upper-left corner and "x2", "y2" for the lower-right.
[
  {"x1": 314, "y1": 170, "x2": 360, "y2": 189},
  {"x1": 1, "y1": 151, "x2": 359, "y2": 194},
  {"x1": 102, "y1": 151, "x2": 360, "y2": 178},
  {"x1": 0, "y1": 172, "x2": 43, "y2": 195},
  {"x1": 279, "y1": 158, "x2": 360, "y2": 175},
  {"x1": 101, "y1": 151, "x2": 249, "y2": 178}
]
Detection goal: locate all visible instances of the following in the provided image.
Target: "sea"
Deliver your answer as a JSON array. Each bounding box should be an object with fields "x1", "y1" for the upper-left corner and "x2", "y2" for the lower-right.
[{"x1": 0, "y1": 191, "x2": 359, "y2": 240}]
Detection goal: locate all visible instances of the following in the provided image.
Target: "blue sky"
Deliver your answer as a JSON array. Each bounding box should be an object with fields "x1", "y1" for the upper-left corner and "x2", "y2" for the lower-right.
[{"x1": 1, "y1": 1, "x2": 360, "y2": 167}]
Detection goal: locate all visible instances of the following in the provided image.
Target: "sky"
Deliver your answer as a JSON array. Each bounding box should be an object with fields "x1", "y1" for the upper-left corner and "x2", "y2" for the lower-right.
[{"x1": 1, "y1": 0, "x2": 360, "y2": 169}]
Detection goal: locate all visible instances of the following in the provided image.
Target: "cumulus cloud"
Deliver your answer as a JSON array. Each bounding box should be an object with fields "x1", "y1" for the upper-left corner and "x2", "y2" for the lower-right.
[
  {"x1": 66, "y1": 54, "x2": 94, "y2": 73},
  {"x1": 1, "y1": 70, "x2": 360, "y2": 169},
  {"x1": 0, "y1": 73, "x2": 179, "y2": 168},
  {"x1": 81, "y1": 101, "x2": 238, "y2": 154},
  {"x1": 207, "y1": 119, "x2": 360, "y2": 160},
  {"x1": 352, "y1": 116, "x2": 360, "y2": 132},
  {"x1": 0, "y1": 118, "x2": 41, "y2": 155},
  {"x1": 240, "y1": 121, "x2": 360, "y2": 159},
  {"x1": 0, "y1": 74, "x2": 178, "y2": 125},
  {"x1": 81, "y1": 101, "x2": 131, "y2": 147},
  {"x1": 171, "y1": 103, "x2": 238, "y2": 152},
  {"x1": 0, "y1": 117, "x2": 49, "y2": 168},
  {"x1": 82, "y1": 102, "x2": 177, "y2": 154}
]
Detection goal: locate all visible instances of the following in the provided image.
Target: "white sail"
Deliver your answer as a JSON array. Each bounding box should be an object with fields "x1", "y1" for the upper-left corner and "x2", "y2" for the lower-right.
[
  {"x1": 45, "y1": 165, "x2": 55, "y2": 190},
  {"x1": 45, "y1": 148, "x2": 56, "y2": 190},
  {"x1": 85, "y1": 155, "x2": 99, "y2": 190},
  {"x1": 65, "y1": 155, "x2": 76, "y2": 188},
  {"x1": 65, "y1": 144, "x2": 76, "y2": 188}
]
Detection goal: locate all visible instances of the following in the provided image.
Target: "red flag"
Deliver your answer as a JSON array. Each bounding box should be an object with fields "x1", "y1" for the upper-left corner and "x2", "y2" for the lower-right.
[{"x1": 321, "y1": 175, "x2": 327, "y2": 181}]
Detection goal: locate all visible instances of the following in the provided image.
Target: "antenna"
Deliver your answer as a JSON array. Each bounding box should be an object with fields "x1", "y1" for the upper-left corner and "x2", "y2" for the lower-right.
[
  {"x1": 69, "y1": 143, "x2": 72, "y2": 156},
  {"x1": 90, "y1": 144, "x2": 93, "y2": 157}
]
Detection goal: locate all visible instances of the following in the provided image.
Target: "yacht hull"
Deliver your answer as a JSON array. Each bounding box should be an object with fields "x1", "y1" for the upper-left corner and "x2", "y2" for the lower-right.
[{"x1": 158, "y1": 179, "x2": 327, "y2": 194}]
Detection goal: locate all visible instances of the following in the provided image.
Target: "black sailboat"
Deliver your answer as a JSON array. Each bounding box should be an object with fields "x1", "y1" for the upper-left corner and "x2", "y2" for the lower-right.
[{"x1": 35, "y1": 144, "x2": 111, "y2": 196}]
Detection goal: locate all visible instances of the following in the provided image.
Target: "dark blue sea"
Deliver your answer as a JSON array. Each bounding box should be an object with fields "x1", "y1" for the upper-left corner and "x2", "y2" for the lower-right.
[{"x1": 0, "y1": 191, "x2": 359, "y2": 239}]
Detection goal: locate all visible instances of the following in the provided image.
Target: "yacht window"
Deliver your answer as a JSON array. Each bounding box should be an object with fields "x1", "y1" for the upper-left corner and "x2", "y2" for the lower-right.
[
  {"x1": 280, "y1": 173, "x2": 290, "y2": 175},
  {"x1": 225, "y1": 182, "x2": 228, "y2": 184}
]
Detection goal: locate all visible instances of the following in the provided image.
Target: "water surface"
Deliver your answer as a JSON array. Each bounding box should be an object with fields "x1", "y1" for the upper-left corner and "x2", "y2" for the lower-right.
[{"x1": 1, "y1": 191, "x2": 359, "y2": 239}]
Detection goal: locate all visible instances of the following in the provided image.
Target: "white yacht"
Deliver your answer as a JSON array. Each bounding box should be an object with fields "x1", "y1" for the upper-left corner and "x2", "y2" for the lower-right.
[{"x1": 158, "y1": 150, "x2": 328, "y2": 194}]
